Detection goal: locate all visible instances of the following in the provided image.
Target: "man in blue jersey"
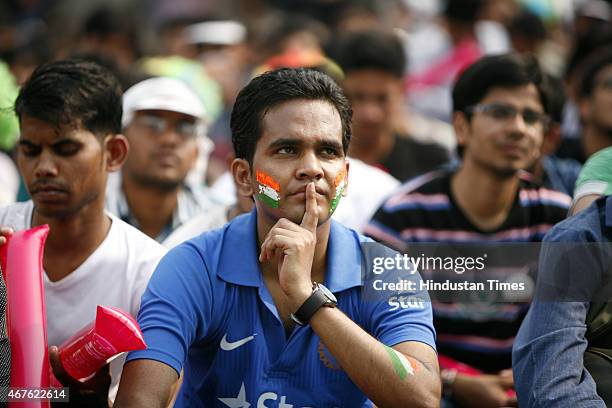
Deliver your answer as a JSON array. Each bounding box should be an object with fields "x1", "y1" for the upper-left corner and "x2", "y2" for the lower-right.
[{"x1": 114, "y1": 68, "x2": 440, "y2": 407}]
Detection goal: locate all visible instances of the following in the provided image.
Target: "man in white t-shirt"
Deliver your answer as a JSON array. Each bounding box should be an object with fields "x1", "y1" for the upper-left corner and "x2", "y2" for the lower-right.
[{"x1": 0, "y1": 59, "x2": 166, "y2": 407}]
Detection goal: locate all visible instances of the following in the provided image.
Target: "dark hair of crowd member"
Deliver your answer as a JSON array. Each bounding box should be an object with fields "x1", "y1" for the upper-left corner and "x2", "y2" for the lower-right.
[
  {"x1": 331, "y1": 29, "x2": 406, "y2": 79},
  {"x1": 542, "y1": 73, "x2": 565, "y2": 125},
  {"x1": 452, "y1": 53, "x2": 549, "y2": 118},
  {"x1": 577, "y1": 47, "x2": 612, "y2": 99},
  {"x1": 14, "y1": 58, "x2": 123, "y2": 139},
  {"x1": 230, "y1": 67, "x2": 352, "y2": 166},
  {"x1": 443, "y1": 0, "x2": 483, "y2": 23}
]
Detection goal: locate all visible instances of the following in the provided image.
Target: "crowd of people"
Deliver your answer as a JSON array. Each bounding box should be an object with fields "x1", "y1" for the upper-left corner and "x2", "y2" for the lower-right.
[{"x1": 1, "y1": 0, "x2": 612, "y2": 407}]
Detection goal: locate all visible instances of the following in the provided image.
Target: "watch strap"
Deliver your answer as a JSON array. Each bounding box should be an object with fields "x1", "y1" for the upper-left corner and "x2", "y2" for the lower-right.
[{"x1": 290, "y1": 287, "x2": 334, "y2": 326}]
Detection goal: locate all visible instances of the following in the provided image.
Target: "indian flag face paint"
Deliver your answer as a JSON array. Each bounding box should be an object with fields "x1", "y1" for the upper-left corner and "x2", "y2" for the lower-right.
[
  {"x1": 384, "y1": 345, "x2": 415, "y2": 380},
  {"x1": 256, "y1": 171, "x2": 280, "y2": 208},
  {"x1": 329, "y1": 167, "x2": 347, "y2": 215}
]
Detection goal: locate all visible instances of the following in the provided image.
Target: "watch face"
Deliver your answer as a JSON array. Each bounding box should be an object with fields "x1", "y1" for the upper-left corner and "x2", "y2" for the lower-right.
[{"x1": 318, "y1": 284, "x2": 338, "y2": 303}]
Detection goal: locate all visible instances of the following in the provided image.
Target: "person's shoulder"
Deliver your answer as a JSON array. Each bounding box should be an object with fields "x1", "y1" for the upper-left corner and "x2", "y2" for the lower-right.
[
  {"x1": 0, "y1": 200, "x2": 33, "y2": 229},
  {"x1": 107, "y1": 213, "x2": 168, "y2": 259},
  {"x1": 518, "y1": 172, "x2": 572, "y2": 210},
  {"x1": 543, "y1": 196, "x2": 608, "y2": 243},
  {"x1": 377, "y1": 169, "x2": 452, "y2": 213}
]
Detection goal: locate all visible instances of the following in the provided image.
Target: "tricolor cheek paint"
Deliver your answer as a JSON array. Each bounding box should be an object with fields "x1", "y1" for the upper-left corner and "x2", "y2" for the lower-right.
[
  {"x1": 256, "y1": 171, "x2": 281, "y2": 208},
  {"x1": 329, "y1": 168, "x2": 347, "y2": 215}
]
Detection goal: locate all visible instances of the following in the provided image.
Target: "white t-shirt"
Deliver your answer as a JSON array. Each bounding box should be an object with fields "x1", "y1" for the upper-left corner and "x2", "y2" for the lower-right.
[
  {"x1": 0, "y1": 201, "x2": 167, "y2": 401},
  {"x1": 162, "y1": 204, "x2": 229, "y2": 249},
  {"x1": 331, "y1": 158, "x2": 400, "y2": 232},
  {"x1": 0, "y1": 153, "x2": 18, "y2": 206}
]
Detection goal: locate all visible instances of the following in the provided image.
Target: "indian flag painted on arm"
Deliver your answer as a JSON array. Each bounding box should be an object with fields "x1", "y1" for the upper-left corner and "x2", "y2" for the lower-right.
[{"x1": 384, "y1": 345, "x2": 416, "y2": 380}]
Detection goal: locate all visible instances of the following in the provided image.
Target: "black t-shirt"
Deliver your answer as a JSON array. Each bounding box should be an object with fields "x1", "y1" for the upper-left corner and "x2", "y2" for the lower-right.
[
  {"x1": 366, "y1": 169, "x2": 572, "y2": 371},
  {"x1": 379, "y1": 134, "x2": 451, "y2": 182}
]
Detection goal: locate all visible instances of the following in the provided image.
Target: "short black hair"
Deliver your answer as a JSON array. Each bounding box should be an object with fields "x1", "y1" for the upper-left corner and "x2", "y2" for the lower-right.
[
  {"x1": 231, "y1": 68, "x2": 352, "y2": 165},
  {"x1": 509, "y1": 9, "x2": 547, "y2": 42},
  {"x1": 14, "y1": 58, "x2": 123, "y2": 136},
  {"x1": 452, "y1": 53, "x2": 549, "y2": 116},
  {"x1": 578, "y1": 47, "x2": 612, "y2": 99},
  {"x1": 332, "y1": 29, "x2": 406, "y2": 78}
]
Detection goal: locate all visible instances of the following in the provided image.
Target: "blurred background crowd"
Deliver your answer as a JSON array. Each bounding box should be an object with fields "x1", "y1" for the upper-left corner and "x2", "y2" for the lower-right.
[
  {"x1": 2, "y1": 0, "x2": 611, "y2": 209},
  {"x1": 5, "y1": 1, "x2": 612, "y2": 405}
]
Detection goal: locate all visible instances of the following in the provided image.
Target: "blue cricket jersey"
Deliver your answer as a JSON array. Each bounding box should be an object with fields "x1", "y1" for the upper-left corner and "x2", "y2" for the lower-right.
[{"x1": 127, "y1": 208, "x2": 436, "y2": 407}]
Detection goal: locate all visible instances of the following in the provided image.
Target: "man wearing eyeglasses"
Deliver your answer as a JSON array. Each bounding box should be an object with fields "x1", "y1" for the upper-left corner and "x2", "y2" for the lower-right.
[
  {"x1": 106, "y1": 77, "x2": 226, "y2": 244},
  {"x1": 366, "y1": 54, "x2": 571, "y2": 407}
]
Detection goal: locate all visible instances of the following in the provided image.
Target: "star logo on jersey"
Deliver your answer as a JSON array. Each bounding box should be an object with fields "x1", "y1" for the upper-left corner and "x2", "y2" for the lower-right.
[{"x1": 218, "y1": 383, "x2": 250, "y2": 408}]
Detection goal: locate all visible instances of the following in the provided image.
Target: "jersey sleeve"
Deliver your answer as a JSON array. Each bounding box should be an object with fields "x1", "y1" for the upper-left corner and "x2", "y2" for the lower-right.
[
  {"x1": 364, "y1": 282, "x2": 436, "y2": 350},
  {"x1": 360, "y1": 242, "x2": 436, "y2": 350},
  {"x1": 126, "y1": 241, "x2": 214, "y2": 375}
]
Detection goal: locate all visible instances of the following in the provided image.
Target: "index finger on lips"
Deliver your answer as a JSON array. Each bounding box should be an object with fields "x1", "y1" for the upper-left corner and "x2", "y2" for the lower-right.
[{"x1": 299, "y1": 182, "x2": 318, "y2": 232}]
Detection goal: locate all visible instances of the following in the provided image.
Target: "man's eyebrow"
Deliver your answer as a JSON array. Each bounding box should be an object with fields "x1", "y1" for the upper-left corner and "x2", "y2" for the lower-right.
[
  {"x1": 50, "y1": 138, "x2": 82, "y2": 147},
  {"x1": 17, "y1": 139, "x2": 37, "y2": 146},
  {"x1": 267, "y1": 138, "x2": 343, "y2": 149},
  {"x1": 267, "y1": 138, "x2": 303, "y2": 149},
  {"x1": 318, "y1": 139, "x2": 343, "y2": 150}
]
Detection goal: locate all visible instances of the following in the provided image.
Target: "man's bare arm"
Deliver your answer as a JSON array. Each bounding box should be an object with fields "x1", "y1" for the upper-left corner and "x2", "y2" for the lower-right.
[
  {"x1": 261, "y1": 183, "x2": 440, "y2": 407},
  {"x1": 113, "y1": 359, "x2": 179, "y2": 408},
  {"x1": 310, "y1": 306, "x2": 440, "y2": 408}
]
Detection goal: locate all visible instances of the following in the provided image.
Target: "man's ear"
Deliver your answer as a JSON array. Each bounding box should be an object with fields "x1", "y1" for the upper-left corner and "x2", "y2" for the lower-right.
[
  {"x1": 231, "y1": 158, "x2": 254, "y2": 199},
  {"x1": 105, "y1": 134, "x2": 129, "y2": 172},
  {"x1": 342, "y1": 159, "x2": 350, "y2": 197},
  {"x1": 453, "y1": 111, "x2": 470, "y2": 148}
]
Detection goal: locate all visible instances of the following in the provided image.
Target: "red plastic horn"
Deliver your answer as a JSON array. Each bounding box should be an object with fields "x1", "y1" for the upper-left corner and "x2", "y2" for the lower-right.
[{"x1": 59, "y1": 305, "x2": 146, "y2": 382}]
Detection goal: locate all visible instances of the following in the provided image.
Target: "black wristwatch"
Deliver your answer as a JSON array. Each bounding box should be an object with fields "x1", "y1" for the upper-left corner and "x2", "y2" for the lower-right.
[{"x1": 290, "y1": 282, "x2": 337, "y2": 326}]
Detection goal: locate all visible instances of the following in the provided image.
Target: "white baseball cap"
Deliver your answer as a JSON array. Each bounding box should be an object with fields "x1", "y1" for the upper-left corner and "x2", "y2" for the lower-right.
[
  {"x1": 185, "y1": 20, "x2": 246, "y2": 46},
  {"x1": 122, "y1": 77, "x2": 206, "y2": 128}
]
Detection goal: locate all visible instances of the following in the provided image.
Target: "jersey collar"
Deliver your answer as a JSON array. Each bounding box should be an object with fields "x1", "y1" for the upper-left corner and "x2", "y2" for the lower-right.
[{"x1": 218, "y1": 208, "x2": 363, "y2": 293}]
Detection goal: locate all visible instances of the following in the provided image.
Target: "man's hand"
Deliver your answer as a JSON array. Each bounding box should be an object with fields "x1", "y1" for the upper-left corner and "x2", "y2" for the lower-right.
[
  {"x1": 259, "y1": 182, "x2": 319, "y2": 310},
  {"x1": 0, "y1": 227, "x2": 13, "y2": 246},
  {"x1": 49, "y1": 345, "x2": 112, "y2": 407},
  {"x1": 452, "y1": 372, "x2": 517, "y2": 407}
]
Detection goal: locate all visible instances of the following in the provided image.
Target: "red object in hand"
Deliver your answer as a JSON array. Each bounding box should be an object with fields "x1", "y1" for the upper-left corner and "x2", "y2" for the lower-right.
[
  {"x1": 439, "y1": 354, "x2": 516, "y2": 398},
  {"x1": 0, "y1": 225, "x2": 51, "y2": 408},
  {"x1": 58, "y1": 305, "x2": 146, "y2": 382}
]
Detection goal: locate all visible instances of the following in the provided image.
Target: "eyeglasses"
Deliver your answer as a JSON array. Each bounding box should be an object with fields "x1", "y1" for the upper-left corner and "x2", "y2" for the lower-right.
[
  {"x1": 465, "y1": 103, "x2": 550, "y2": 127},
  {"x1": 132, "y1": 114, "x2": 198, "y2": 139}
]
